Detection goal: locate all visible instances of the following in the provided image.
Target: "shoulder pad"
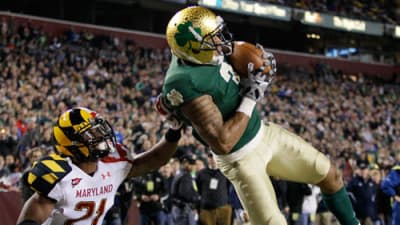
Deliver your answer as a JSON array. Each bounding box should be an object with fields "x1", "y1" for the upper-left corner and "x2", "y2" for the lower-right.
[{"x1": 26, "y1": 153, "x2": 72, "y2": 196}]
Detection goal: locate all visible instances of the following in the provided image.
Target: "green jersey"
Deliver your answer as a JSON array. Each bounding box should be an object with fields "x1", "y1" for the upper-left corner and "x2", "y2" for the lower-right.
[{"x1": 162, "y1": 55, "x2": 261, "y2": 152}]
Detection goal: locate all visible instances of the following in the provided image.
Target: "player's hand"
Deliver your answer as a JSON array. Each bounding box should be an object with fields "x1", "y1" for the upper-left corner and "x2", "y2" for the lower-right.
[
  {"x1": 240, "y1": 63, "x2": 271, "y2": 102},
  {"x1": 155, "y1": 94, "x2": 183, "y2": 130},
  {"x1": 256, "y1": 43, "x2": 277, "y2": 77}
]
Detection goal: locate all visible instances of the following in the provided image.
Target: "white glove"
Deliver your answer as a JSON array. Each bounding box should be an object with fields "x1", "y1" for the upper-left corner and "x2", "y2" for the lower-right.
[
  {"x1": 256, "y1": 43, "x2": 277, "y2": 77},
  {"x1": 240, "y1": 63, "x2": 272, "y2": 102},
  {"x1": 240, "y1": 44, "x2": 276, "y2": 102}
]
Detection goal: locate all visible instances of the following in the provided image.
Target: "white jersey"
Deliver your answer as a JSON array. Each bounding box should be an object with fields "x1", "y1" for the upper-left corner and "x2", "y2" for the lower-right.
[{"x1": 26, "y1": 145, "x2": 132, "y2": 225}]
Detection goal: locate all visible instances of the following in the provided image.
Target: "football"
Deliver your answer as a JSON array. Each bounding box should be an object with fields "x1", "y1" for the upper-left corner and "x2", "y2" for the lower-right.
[{"x1": 228, "y1": 41, "x2": 271, "y2": 78}]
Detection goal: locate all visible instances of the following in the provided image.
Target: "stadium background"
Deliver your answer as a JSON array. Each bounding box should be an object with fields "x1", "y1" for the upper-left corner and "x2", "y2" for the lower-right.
[{"x1": 0, "y1": 0, "x2": 399, "y2": 224}]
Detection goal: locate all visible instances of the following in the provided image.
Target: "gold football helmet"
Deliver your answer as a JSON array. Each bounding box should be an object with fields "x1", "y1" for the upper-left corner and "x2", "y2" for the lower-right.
[
  {"x1": 166, "y1": 6, "x2": 233, "y2": 64},
  {"x1": 53, "y1": 107, "x2": 117, "y2": 162}
]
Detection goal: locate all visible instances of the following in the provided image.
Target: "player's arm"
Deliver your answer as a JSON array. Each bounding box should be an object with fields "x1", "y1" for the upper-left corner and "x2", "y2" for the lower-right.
[
  {"x1": 181, "y1": 94, "x2": 251, "y2": 154},
  {"x1": 181, "y1": 46, "x2": 275, "y2": 154},
  {"x1": 128, "y1": 95, "x2": 182, "y2": 178},
  {"x1": 181, "y1": 57, "x2": 275, "y2": 154},
  {"x1": 17, "y1": 193, "x2": 55, "y2": 225},
  {"x1": 127, "y1": 135, "x2": 179, "y2": 178}
]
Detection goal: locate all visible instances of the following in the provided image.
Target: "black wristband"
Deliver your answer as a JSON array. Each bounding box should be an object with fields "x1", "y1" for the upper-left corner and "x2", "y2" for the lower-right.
[
  {"x1": 18, "y1": 220, "x2": 40, "y2": 225},
  {"x1": 165, "y1": 128, "x2": 181, "y2": 142}
]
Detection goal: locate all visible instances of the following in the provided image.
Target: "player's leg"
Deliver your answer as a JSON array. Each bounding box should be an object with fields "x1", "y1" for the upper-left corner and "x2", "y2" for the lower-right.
[
  {"x1": 214, "y1": 147, "x2": 287, "y2": 225},
  {"x1": 265, "y1": 122, "x2": 359, "y2": 225},
  {"x1": 316, "y1": 164, "x2": 359, "y2": 225}
]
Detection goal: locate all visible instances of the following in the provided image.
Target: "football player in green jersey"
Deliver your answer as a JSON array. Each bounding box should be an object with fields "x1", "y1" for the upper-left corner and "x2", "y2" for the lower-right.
[{"x1": 160, "y1": 6, "x2": 360, "y2": 225}]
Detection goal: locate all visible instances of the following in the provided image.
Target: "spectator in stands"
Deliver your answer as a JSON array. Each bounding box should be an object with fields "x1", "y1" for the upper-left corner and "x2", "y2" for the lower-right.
[
  {"x1": 1, "y1": 156, "x2": 22, "y2": 192},
  {"x1": 229, "y1": 185, "x2": 250, "y2": 225},
  {"x1": 300, "y1": 185, "x2": 321, "y2": 225},
  {"x1": 0, "y1": 154, "x2": 11, "y2": 191},
  {"x1": 196, "y1": 152, "x2": 232, "y2": 225},
  {"x1": 23, "y1": 146, "x2": 44, "y2": 170},
  {"x1": 347, "y1": 163, "x2": 378, "y2": 225},
  {"x1": 170, "y1": 157, "x2": 181, "y2": 177},
  {"x1": 0, "y1": 155, "x2": 8, "y2": 178},
  {"x1": 170, "y1": 153, "x2": 200, "y2": 225},
  {"x1": 370, "y1": 163, "x2": 392, "y2": 225},
  {"x1": 134, "y1": 170, "x2": 167, "y2": 225},
  {"x1": 381, "y1": 151, "x2": 400, "y2": 225},
  {"x1": 4, "y1": 153, "x2": 16, "y2": 170},
  {"x1": 195, "y1": 157, "x2": 205, "y2": 173},
  {"x1": 286, "y1": 181, "x2": 311, "y2": 225},
  {"x1": 271, "y1": 176, "x2": 290, "y2": 219},
  {"x1": 0, "y1": 127, "x2": 17, "y2": 156},
  {"x1": 159, "y1": 162, "x2": 174, "y2": 225}
]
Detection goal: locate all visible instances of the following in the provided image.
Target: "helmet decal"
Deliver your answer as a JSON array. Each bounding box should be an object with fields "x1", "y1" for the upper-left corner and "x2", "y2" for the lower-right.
[{"x1": 175, "y1": 21, "x2": 203, "y2": 50}]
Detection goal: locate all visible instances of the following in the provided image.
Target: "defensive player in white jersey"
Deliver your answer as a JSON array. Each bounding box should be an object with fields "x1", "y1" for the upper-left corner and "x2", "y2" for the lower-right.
[{"x1": 17, "y1": 107, "x2": 181, "y2": 225}]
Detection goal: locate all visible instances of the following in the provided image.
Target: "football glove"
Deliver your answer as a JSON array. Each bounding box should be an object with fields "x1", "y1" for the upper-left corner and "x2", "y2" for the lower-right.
[
  {"x1": 155, "y1": 94, "x2": 183, "y2": 130},
  {"x1": 240, "y1": 62, "x2": 272, "y2": 102},
  {"x1": 256, "y1": 43, "x2": 277, "y2": 78}
]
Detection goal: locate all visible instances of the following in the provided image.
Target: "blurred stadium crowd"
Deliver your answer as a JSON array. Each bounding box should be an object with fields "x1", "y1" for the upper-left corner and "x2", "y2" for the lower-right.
[
  {"x1": 0, "y1": 13, "x2": 399, "y2": 225},
  {"x1": 258, "y1": 0, "x2": 399, "y2": 24}
]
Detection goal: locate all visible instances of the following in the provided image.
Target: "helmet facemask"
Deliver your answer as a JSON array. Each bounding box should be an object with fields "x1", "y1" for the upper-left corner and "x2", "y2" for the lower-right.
[
  {"x1": 196, "y1": 17, "x2": 234, "y2": 64},
  {"x1": 75, "y1": 117, "x2": 117, "y2": 161}
]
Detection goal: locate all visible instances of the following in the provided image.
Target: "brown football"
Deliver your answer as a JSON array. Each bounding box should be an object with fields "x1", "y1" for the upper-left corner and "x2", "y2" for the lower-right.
[{"x1": 228, "y1": 41, "x2": 271, "y2": 78}]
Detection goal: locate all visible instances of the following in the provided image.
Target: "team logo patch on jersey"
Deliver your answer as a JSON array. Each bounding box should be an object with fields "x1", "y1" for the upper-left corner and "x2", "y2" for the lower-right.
[
  {"x1": 101, "y1": 171, "x2": 111, "y2": 180},
  {"x1": 167, "y1": 89, "x2": 184, "y2": 106},
  {"x1": 72, "y1": 178, "x2": 82, "y2": 187}
]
